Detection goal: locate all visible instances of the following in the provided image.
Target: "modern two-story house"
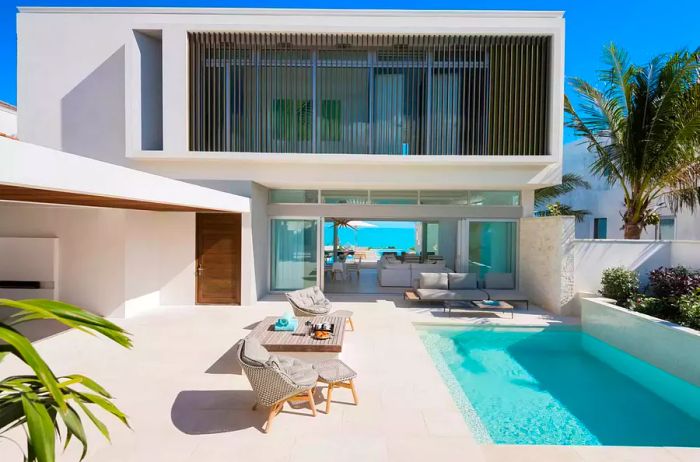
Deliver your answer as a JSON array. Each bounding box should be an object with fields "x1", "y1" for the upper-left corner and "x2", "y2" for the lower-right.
[{"x1": 9, "y1": 8, "x2": 567, "y2": 313}]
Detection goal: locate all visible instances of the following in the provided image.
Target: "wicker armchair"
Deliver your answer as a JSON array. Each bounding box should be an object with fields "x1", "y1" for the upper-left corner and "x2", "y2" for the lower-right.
[
  {"x1": 285, "y1": 286, "x2": 355, "y2": 331},
  {"x1": 237, "y1": 337, "x2": 318, "y2": 433}
]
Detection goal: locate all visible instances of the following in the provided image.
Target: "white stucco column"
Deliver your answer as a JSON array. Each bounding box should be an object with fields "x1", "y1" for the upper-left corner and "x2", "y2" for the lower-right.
[{"x1": 162, "y1": 27, "x2": 189, "y2": 154}]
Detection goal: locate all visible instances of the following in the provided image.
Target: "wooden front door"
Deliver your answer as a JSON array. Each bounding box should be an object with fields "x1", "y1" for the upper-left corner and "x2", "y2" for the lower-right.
[{"x1": 196, "y1": 213, "x2": 241, "y2": 305}]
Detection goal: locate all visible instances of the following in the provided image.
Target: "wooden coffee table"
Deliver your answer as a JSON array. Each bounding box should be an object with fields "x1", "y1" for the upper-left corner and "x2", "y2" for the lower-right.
[
  {"x1": 443, "y1": 300, "x2": 514, "y2": 318},
  {"x1": 247, "y1": 315, "x2": 347, "y2": 354}
]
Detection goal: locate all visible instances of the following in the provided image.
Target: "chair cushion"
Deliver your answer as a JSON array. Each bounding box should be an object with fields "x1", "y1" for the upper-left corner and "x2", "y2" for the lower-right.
[
  {"x1": 416, "y1": 288, "x2": 488, "y2": 301},
  {"x1": 240, "y1": 337, "x2": 270, "y2": 367},
  {"x1": 287, "y1": 286, "x2": 328, "y2": 310},
  {"x1": 270, "y1": 354, "x2": 314, "y2": 372},
  {"x1": 284, "y1": 364, "x2": 319, "y2": 387},
  {"x1": 314, "y1": 359, "x2": 357, "y2": 382},
  {"x1": 484, "y1": 272, "x2": 515, "y2": 289},
  {"x1": 412, "y1": 263, "x2": 445, "y2": 272},
  {"x1": 448, "y1": 273, "x2": 477, "y2": 290},
  {"x1": 419, "y1": 273, "x2": 448, "y2": 290}
]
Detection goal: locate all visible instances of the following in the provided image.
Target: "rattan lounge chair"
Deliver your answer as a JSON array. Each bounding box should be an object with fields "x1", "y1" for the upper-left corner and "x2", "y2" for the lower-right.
[
  {"x1": 237, "y1": 337, "x2": 318, "y2": 433},
  {"x1": 285, "y1": 286, "x2": 355, "y2": 331}
]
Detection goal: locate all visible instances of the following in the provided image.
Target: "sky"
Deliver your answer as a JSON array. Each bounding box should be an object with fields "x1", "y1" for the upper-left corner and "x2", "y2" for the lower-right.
[{"x1": 0, "y1": 0, "x2": 698, "y2": 143}]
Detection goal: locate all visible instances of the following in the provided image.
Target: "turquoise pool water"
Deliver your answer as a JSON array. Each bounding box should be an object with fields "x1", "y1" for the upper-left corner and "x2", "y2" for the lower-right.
[{"x1": 419, "y1": 326, "x2": 700, "y2": 446}]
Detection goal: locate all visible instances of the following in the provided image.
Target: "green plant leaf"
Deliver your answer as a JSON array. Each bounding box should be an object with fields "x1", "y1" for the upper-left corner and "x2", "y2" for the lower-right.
[
  {"x1": 60, "y1": 404, "x2": 88, "y2": 460},
  {"x1": 0, "y1": 399, "x2": 25, "y2": 432},
  {"x1": 75, "y1": 400, "x2": 110, "y2": 442},
  {"x1": 63, "y1": 375, "x2": 111, "y2": 398},
  {"x1": 0, "y1": 299, "x2": 132, "y2": 348},
  {"x1": 0, "y1": 325, "x2": 65, "y2": 411},
  {"x1": 75, "y1": 392, "x2": 129, "y2": 428},
  {"x1": 21, "y1": 395, "x2": 55, "y2": 462}
]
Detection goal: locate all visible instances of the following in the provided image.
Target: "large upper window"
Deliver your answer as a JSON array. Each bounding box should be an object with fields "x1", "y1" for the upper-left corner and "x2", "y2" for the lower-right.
[{"x1": 189, "y1": 33, "x2": 550, "y2": 155}]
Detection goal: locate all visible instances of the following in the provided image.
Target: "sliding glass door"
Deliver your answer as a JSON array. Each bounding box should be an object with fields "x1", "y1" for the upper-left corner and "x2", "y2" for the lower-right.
[
  {"x1": 270, "y1": 219, "x2": 319, "y2": 291},
  {"x1": 456, "y1": 220, "x2": 517, "y2": 281},
  {"x1": 467, "y1": 221, "x2": 517, "y2": 279}
]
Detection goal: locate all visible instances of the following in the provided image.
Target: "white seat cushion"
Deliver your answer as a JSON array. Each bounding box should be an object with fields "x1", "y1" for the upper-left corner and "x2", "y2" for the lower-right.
[
  {"x1": 448, "y1": 273, "x2": 477, "y2": 290},
  {"x1": 419, "y1": 273, "x2": 448, "y2": 290}
]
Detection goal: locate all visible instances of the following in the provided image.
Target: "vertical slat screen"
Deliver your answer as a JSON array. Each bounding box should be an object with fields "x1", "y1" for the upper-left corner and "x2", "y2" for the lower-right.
[{"x1": 188, "y1": 33, "x2": 551, "y2": 155}]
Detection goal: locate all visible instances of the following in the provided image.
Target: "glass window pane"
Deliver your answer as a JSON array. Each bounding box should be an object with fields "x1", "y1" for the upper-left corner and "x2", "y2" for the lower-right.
[
  {"x1": 269, "y1": 189, "x2": 318, "y2": 204},
  {"x1": 317, "y1": 50, "x2": 369, "y2": 154},
  {"x1": 468, "y1": 221, "x2": 517, "y2": 282},
  {"x1": 469, "y1": 191, "x2": 520, "y2": 206},
  {"x1": 420, "y1": 191, "x2": 470, "y2": 205},
  {"x1": 424, "y1": 222, "x2": 440, "y2": 255},
  {"x1": 270, "y1": 219, "x2": 318, "y2": 291},
  {"x1": 373, "y1": 50, "x2": 425, "y2": 155},
  {"x1": 431, "y1": 69, "x2": 462, "y2": 155},
  {"x1": 260, "y1": 50, "x2": 313, "y2": 153},
  {"x1": 370, "y1": 191, "x2": 418, "y2": 205},
  {"x1": 321, "y1": 190, "x2": 369, "y2": 205},
  {"x1": 660, "y1": 218, "x2": 675, "y2": 240}
]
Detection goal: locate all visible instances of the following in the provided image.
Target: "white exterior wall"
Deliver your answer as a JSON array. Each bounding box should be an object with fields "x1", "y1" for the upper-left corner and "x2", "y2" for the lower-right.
[
  {"x1": 15, "y1": 7, "x2": 565, "y2": 304},
  {"x1": 0, "y1": 105, "x2": 17, "y2": 137},
  {"x1": 17, "y1": 8, "x2": 564, "y2": 192},
  {"x1": 573, "y1": 239, "x2": 700, "y2": 295},
  {"x1": 0, "y1": 203, "x2": 198, "y2": 317},
  {"x1": 563, "y1": 141, "x2": 700, "y2": 240},
  {"x1": 0, "y1": 238, "x2": 57, "y2": 300}
]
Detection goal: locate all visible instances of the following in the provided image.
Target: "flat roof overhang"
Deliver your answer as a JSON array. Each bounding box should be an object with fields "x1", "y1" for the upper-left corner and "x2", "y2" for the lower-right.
[{"x1": 0, "y1": 137, "x2": 250, "y2": 213}]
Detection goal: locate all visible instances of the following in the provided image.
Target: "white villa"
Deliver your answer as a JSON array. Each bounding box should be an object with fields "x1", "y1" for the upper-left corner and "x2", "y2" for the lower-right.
[
  {"x1": 4, "y1": 7, "x2": 567, "y2": 314},
  {"x1": 562, "y1": 141, "x2": 700, "y2": 241},
  {"x1": 4, "y1": 7, "x2": 700, "y2": 462}
]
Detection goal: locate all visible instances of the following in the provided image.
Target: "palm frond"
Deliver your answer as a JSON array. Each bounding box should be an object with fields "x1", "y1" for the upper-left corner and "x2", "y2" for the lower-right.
[
  {"x1": 535, "y1": 202, "x2": 590, "y2": 223},
  {"x1": 567, "y1": 45, "x2": 700, "y2": 237},
  {"x1": 535, "y1": 173, "x2": 591, "y2": 207}
]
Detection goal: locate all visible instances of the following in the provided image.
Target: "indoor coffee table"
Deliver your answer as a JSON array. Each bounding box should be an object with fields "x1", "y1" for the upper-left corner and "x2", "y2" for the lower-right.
[
  {"x1": 443, "y1": 300, "x2": 514, "y2": 318},
  {"x1": 246, "y1": 315, "x2": 347, "y2": 358}
]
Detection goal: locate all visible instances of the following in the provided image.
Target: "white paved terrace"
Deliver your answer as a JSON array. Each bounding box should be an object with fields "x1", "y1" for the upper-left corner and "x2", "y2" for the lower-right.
[{"x1": 0, "y1": 297, "x2": 698, "y2": 462}]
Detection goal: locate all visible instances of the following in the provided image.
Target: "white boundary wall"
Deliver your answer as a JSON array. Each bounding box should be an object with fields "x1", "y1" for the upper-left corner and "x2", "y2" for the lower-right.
[{"x1": 574, "y1": 240, "x2": 700, "y2": 294}]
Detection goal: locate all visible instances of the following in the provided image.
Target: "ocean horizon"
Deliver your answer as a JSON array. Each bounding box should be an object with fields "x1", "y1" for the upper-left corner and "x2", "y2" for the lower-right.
[{"x1": 324, "y1": 223, "x2": 417, "y2": 252}]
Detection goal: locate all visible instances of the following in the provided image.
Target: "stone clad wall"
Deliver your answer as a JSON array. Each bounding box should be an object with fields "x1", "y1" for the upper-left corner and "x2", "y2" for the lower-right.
[{"x1": 519, "y1": 216, "x2": 575, "y2": 314}]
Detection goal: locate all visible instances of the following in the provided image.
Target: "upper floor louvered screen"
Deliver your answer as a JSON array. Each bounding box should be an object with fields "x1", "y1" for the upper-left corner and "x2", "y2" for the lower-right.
[{"x1": 188, "y1": 32, "x2": 550, "y2": 155}]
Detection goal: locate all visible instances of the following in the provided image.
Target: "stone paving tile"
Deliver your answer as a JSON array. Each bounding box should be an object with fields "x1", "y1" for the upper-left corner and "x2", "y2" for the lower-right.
[{"x1": 0, "y1": 298, "x2": 696, "y2": 461}]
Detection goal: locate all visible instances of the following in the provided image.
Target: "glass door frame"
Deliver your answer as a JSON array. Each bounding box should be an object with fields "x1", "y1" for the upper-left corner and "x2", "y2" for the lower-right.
[
  {"x1": 456, "y1": 218, "x2": 519, "y2": 288},
  {"x1": 268, "y1": 216, "x2": 323, "y2": 293}
]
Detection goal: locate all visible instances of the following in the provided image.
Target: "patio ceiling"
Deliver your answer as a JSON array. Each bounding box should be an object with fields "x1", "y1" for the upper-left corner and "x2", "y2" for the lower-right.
[
  {"x1": 0, "y1": 137, "x2": 250, "y2": 213},
  {"x1": 0, "y1": 184, "x2": 216, "y2": 212}
]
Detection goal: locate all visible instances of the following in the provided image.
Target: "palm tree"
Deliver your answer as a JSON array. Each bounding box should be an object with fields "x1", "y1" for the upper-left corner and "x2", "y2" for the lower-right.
[
  {"x1": 329, "y1": 218, "x2": 357, "y2": 261},
  {"x1": 565, "y1": 44, "x2": 700, "y2": 239},
  {"x1": 0, "y1": 299, "x2": 132, "y2": 462},
  {"x1": 535, "y1": 172, "x2": 592, "y2": 222}
]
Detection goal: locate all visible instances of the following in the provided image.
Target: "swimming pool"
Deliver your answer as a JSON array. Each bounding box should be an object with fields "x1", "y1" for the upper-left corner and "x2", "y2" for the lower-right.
[{"x1": 419, "y1": 326, "x2": 700, "y2": 446}]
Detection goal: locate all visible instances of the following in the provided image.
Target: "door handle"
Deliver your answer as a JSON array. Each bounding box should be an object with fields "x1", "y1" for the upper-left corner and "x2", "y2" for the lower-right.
[{"x1": 197, "y1": 266, "x2": 204, "y2": 276}]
